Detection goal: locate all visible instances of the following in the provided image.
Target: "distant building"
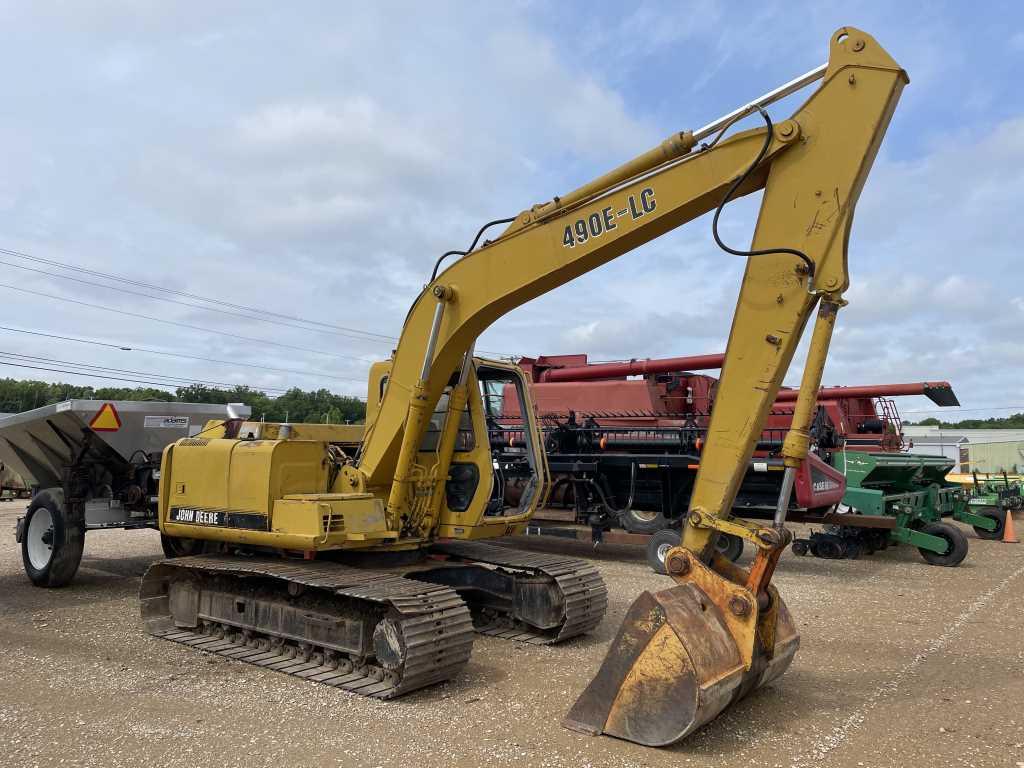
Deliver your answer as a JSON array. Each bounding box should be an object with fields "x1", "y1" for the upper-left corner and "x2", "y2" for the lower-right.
[
  {"x1": 958, "y1": 440, "x2": 1024, "y2": 474},
  {"x1": 901, "y1": 430, "x2": 967, "y2": 463},
  {"x1": 902, "y1": 426, "x2": 1024, "y2": 472}
]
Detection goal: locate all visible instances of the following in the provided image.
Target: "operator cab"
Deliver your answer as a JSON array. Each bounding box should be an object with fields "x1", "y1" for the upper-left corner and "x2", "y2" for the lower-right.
[{"x1": 366, "y1": 357, "x2": 548, "y2": 534}]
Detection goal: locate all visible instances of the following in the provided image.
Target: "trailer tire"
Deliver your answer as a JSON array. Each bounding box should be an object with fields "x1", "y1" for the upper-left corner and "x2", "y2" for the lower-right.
[
  {"x1": 622, "y1": 507, "x2": 668, "y2": 534},
  {"x1": 646, "y1": 529, "x2": 681, "y2": 574},
  {"x1": 21, "y1": 491, "x2": 84, "y2": 588},
  {"x1": 918, "y1": 522, "x2": 968, "y2": 567},
  {"x1": 622, "y1": 479, "x2": 692, "y2": 534},
  {"x1": 972, "y1": 511, "x2": 1005, "y2": 540}
]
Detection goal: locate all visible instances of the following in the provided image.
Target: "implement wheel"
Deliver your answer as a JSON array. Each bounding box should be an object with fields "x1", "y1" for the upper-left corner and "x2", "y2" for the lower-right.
[
  {"x1": 918, "y1": 522, "x2": 969, "y2": 567},
  {"x1": 811, "y1": 536, "x2": 844, "y2": 560},
  {"x1": 21, "y1": 491, "x2": 85, "y2": 588},
  {"x1": 972, "y1": 511, "x2": 1005, "y2": 540}
]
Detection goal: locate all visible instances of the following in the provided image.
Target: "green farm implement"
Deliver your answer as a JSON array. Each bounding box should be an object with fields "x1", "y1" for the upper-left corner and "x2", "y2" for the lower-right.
[
  {"x1": 791, "y1": 451, "x2": 999, "y2": 566},
  {"x1": 962, "y1": 472, "x2": 1022, "y2": 540}
]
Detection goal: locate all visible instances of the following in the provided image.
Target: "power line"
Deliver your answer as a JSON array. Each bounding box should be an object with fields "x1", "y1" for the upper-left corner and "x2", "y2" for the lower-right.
[
  {"x1": 0, "y1": 356, "x2": 367, "y2": 401},
  {"x1": 0, "y1": 324, "x2": 368, "y2": 384},
  {"x1": 0, "y1": 351, "x2": 291, "y2": 394},
  {"x1": 0, "y1": 281, "x2": 380, "y2": 362},
  {"x1": 0, "y1": 246, "x2": 397, "y2": 342},
  {"x1": 903, "y1": 406, "x2": 1024, "y2": 414},
  {"x1": 0, "y1": 244, "x2": 518, "y2": 359},
  {"x1": 0, "y1": 257, "x2": 398, "y2": 346},
  {"x1": 0, "y1": 359, "x2": 215, "y2": 391}
]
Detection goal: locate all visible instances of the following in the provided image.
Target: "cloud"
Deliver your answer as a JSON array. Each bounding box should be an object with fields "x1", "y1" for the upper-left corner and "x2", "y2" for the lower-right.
[
  {"x1": 0, "y1": 3, "x2": 659, "y2": 399},
  {"x1": 0, "y1": 2, "x2": 1019, "y2": 421},
  {"x1": 791, "y1": 113, "x2": 1024, "y2": 417}
]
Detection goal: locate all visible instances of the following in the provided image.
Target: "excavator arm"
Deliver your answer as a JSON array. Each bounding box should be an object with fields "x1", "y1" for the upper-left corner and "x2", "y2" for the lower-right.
[{"x1": 351, "y1": 26, "x2": 905, "y2": 745}]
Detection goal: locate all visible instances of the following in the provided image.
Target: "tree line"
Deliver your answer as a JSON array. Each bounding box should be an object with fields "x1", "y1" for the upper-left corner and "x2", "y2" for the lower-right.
[
  {"x1": 0, "y1": 378, "x2": 366, "y2": 424},
  {"x1": 906, "y1": 413, "x2": 1024, "y2": 429}
]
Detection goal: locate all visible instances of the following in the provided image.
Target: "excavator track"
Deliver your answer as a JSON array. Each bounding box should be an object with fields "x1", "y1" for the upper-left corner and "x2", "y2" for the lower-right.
[
  {"x1": 429, "y1": 541, "x2": 607, "y2": 644},
  {"x1": 140, "y1": 555, "x2": 474, "y2": 699}
]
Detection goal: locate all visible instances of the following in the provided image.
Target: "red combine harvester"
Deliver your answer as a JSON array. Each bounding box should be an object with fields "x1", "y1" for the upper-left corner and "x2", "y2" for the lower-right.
[{"x1": 500, "y1": 353, "x2": 957, "y2": 571}]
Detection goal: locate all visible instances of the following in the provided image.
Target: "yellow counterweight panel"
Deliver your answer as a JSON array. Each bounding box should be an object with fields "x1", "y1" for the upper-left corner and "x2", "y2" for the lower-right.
[{"x1": 161, "y1": 438, "x2": 403, "y2": 550}]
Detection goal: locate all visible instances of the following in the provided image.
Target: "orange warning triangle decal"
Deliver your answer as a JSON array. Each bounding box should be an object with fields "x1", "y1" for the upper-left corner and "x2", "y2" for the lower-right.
[{"x1": 89, "y1": 403, "x2": 122, "y2": 432}]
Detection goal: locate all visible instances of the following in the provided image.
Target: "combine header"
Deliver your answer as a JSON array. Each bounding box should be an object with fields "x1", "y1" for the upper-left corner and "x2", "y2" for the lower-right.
[{"x1": 518, "y1": 352, "x2": 957, "y2": 451}]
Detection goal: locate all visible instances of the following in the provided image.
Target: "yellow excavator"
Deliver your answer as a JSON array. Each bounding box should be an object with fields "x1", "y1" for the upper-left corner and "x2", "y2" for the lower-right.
[{"x1": 142, "y1": 27, "x2": 906, "y2": 747}]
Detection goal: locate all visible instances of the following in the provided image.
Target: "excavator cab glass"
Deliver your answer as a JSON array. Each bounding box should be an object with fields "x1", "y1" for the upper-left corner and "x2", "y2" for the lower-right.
[{"x1": 420, "y1": 390, "x2": 475, "y2": 452}]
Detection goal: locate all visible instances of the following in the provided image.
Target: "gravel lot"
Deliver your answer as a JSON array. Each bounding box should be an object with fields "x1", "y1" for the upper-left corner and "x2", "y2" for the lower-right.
[{"x1": 1, "y1": 499, "x2": 1022, "y2": 768}]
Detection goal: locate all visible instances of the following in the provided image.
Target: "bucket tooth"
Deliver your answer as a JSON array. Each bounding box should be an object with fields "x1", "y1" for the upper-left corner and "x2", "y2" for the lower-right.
[{"x1": 564, "y1": 578, "x2": 798, "y2": 746}]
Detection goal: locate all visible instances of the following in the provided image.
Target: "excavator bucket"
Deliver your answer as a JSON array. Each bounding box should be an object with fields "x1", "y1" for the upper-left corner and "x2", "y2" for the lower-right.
[{"x1": 564, "y1": 554, "x2": 799, "y2": 746}]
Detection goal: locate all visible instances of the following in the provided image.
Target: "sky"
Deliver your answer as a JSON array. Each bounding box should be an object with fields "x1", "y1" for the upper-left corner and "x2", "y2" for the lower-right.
[{"x1": 0, "y1": 1, "x2": 1021, "y2": 422}]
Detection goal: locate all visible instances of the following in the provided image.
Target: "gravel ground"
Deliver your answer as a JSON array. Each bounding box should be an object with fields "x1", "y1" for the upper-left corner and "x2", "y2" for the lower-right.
[{"x1": 1, "y1": 499, "x2": 1022, "y2": 768}]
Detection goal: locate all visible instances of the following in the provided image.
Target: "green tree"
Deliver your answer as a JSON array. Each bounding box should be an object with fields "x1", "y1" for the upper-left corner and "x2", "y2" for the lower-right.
[
  {"x1": 905, "y1": 413, "x2": 1024, "y2": 429},
  {"x1": 0, "y1": 377, "x2": 366, "y2": 423}
]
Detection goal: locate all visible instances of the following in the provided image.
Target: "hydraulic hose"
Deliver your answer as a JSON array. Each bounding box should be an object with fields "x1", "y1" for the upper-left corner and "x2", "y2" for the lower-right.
[
  {"x1": 430, "y1": 216, "x2": 516, "y2": 282},
  {"x1": 710, "y1": 108, "x2": 815, "y2": 287}
]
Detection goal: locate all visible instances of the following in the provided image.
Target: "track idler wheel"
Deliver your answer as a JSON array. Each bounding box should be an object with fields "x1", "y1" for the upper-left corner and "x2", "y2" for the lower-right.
[{"x1": 564, "y1": 549, "x2": 799, "y2": 746}]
